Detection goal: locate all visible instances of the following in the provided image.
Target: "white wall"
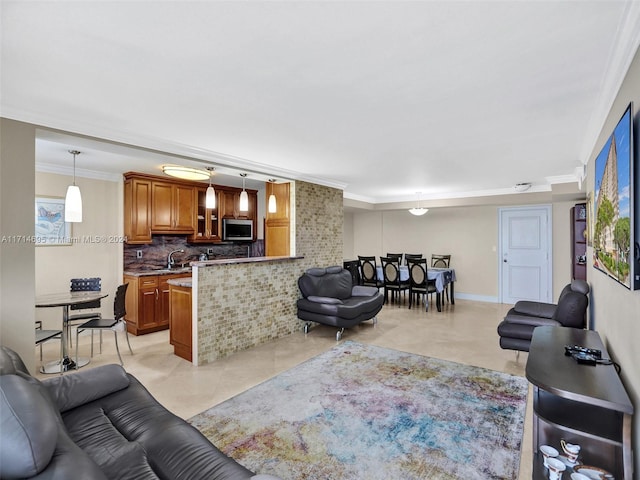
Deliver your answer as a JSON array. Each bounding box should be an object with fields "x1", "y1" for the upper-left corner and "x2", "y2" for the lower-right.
[{"x1": 0, "y1": 119, "x2": 36, "y2": 371}]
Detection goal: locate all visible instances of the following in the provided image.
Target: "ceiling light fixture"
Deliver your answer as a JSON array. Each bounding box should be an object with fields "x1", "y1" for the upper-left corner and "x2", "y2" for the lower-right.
[
  {"x1": 408, "y1": 192, "x2": 428, "y2": 216},
  {"x1": 268, "y1": 179, "x2": 277, "y2": 214},
  {"x1": 205, "y1": 167, "x2": 216, "y2": 209},
  {"x1": 65, "y1": 150, "x2": 82, "y2": 222},
  {"x1": 514, "y1": 182, "x2": 532, "y2": 192},
  {"x1": 239, "y1": 173, "x2": 249, "y2": 212},
  {"x1": 162, "y1": 165, "x2": 210, "y2": 181}
]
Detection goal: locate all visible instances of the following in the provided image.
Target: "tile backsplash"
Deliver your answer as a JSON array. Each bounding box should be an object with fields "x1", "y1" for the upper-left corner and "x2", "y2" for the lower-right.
[{"x1": 123, "y1": 236, "x2": 264, "y2": 271}]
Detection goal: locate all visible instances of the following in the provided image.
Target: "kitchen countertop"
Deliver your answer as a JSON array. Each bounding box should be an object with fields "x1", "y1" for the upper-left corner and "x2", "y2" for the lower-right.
[
  {"x1": 125, "y1": 256, "x2": 303, "y2": 277},
  {"x1": 166, "y1": 277, "x2": 192, "y2": 288},
  {"x1": 123, "y1": 267, "x2": 192, "y2": 277},
  {"x1": 191, "y1": 255, "x2": 303, "y2": 268}
]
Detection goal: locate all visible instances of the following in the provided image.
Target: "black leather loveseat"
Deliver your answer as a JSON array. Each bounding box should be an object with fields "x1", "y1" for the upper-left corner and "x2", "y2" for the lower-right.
[
  {"x1": 297, "y1": 266, "x2": 384, "y2": 340},
  {"x1": 0, "y1": 346, "x2": 280, "y2": 480}
]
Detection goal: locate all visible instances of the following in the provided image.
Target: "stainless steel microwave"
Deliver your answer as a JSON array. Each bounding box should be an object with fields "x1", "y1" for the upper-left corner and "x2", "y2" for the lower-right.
[{"x1": 222, "y1": 218, "x2": 253, "y2": 241}]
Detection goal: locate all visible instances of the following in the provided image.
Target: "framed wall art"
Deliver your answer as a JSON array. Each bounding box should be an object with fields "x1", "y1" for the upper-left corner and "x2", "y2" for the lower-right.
[
  {"x1": 592, "y1": 103, "x2": 637, "y2": 289},
  {"x1": 35, "y1": 196, "x2": 72, "y2": 245}
]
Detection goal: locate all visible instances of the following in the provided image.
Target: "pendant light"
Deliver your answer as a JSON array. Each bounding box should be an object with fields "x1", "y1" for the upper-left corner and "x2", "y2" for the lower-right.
[
  {"x1": 408, "y1": 192, "x2": 428, "y2": 216},
  {"x1": 205, "y1": 167, "x2": 216, "y2": 209},
  {"x1": 65, "y1": 150, "x2": 83, "y2": 222},
  {"x1": 268, "y1": 179, "x2": 277, "y2": 213},
  {"x1": 239, "y1": 173, "x2": 249, "y2": 212}
]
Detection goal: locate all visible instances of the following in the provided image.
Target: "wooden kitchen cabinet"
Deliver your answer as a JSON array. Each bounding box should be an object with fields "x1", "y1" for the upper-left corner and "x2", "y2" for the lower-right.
[
  {"x1": 191, "y1": 187, "x2": 221, "y2": 242},
  {"x1": 124, "y1": 176, "x2": 152, "y2": 244},
  {"x1": 169, "y1": 283, "x2": 192, "y2": 362},
  {"x1": 265, "y1": 182, "x2": 291, "y2": 256},
  {"x1": 124, "y1": 272, "x2": 191, "y2": 335},
  {"x1": 220, "y1": 189, "x2": 257, "y2": 220},
  {"x1": 124, "y1": 172, "x2": 258, "y2": 244},
  {"x1": 151, "y1": 181, "x2": 196, "y2": 233}
]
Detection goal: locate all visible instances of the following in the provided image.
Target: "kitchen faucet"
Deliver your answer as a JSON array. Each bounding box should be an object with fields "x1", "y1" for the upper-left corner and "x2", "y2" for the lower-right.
[{"x1": 167, "y1": 249, "x2": 184, "y2": 269}]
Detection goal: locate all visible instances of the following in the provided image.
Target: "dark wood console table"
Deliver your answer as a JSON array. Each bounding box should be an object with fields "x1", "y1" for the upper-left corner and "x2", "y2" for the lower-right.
[{"x1": 526, "y1": 326, "x2": 633, "y2": 479}]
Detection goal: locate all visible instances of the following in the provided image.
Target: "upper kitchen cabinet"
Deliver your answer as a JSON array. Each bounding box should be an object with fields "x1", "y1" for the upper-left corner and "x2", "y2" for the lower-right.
[
  {"x1": 124, "y1": 172, "x2": 258, "y2": 245},
  {"x1": 124, "y1": 176, "x2": 152, "y2": 244},
  {"x1": 220, "y1": 189, "x2": 257, "y2": 220},
  {"x1": 124, "y1": 172, "x2": 195, "y2": 244},
  {"x1": 191, "y1": 187, "x2": 221, "y2": 242},
  {"x1": 151, "y1": 181, "x2": 196, "y2": 233},
  {"x1": 265, "y1": 182, "x2": 291, "y2": 256}
]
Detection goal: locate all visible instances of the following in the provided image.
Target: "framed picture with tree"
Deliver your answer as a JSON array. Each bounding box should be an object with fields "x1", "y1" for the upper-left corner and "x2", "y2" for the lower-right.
[{"x1": 592, "y1": 103, "x2": 636, "y2": 289}]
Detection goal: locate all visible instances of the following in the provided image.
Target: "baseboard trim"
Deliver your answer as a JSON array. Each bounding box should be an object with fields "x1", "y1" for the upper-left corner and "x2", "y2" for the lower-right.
[{"x1": 453, "y1": 293, "x2": 499, "y2": 303}]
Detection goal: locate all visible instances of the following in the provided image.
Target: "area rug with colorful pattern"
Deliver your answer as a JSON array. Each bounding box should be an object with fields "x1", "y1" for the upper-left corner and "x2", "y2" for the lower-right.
[{"x1": 188, "y1": 341, "x2": 528, "y2": 480}]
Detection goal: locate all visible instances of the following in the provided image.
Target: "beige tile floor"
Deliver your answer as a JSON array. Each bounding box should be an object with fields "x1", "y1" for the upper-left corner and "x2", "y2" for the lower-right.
[{"x1": 37, "y1": 297, "x2": 532, "y2": 479}]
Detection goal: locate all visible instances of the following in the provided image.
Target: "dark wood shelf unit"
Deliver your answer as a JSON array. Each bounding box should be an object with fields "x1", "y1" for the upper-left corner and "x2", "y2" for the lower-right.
[
  {"x1": 571, "y1": 202, "x2": 587, "y2": 280},
  {"x1": 535, "y1": 389, "x2": 624, "y2": 443},
  {"x1": 526, "y1": 326, "x2": 633, "y2": 480}
]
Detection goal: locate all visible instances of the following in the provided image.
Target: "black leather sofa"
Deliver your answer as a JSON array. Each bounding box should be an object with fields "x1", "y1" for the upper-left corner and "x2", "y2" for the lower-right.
[
  {"x1": 0, "y1": 346, "x2": 280, "y2": 480},
  {"x1": 497, "y1": 279, "x2": 590, "y2": 352},
  {"x1": 297, "y1": 266, "x2": 384, "y2": 340}
]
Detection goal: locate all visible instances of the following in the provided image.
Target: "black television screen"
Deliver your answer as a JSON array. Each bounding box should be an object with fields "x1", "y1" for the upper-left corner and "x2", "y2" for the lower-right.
[{"x1": 593, "y1": 102, "x2": 638, "y2": 290}]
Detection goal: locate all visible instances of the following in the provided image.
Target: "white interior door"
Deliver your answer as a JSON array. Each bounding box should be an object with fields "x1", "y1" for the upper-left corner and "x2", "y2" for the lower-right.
[{"x1": 499, "y1": 206, "x2": 552, "y2": 304}]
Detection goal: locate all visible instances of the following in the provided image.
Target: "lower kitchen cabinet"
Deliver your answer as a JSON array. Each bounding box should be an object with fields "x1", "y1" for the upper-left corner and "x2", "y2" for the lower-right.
[
  {"x1": 124, "y1": 273, "x2": 191, "y2": 335},
  {"x1": 169, "y1": 283, "x2": 192, "y2": 362}
]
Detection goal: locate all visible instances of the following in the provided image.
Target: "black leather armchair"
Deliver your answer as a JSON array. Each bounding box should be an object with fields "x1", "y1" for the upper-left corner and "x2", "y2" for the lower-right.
[
  {"x1": 297, "y1": 266, "x2": 384, "y2": 340},
  {"x1": 497, "y1": 280, "x2": 590, "y2": 352}
]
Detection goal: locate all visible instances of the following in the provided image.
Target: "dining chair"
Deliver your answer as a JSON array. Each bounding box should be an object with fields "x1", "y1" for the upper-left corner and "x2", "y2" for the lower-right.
[
  {"x1": 431, "y1": 254, "x2": 451, "y2": 268},
  {"x1": 431, "y1": 255, "x2": 452, "y2": 302},
  {"x1": 75, "y1": 283, "x2": 133, "y2": 367},
  {"x1": 407, "y1": 258, "x2": 437, "y2": 311},
  {"x1": 35, "y1": 320, "x2": 63, "y2": 366},
  {"x1": 358, "y1": 256, "x2": 383, "y2": 289},
  {"x1": 380, "y1": 256, "x2": 410, "y2": 305},
  {"x1": 343, "y1": 259, "x2": 362, "y2": 286},
  {"x1": 68, "y1": 277, "x2": 102, "y2": 348},
  {"x1": 386, "y1": 253, "x2": 403, "y2": 265},
  {"x1": 404, "y1": 253, "x2": 423, "y2": 265}
]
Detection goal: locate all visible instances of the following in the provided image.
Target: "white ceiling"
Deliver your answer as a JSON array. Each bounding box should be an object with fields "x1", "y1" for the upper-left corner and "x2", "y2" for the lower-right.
[{"x1": 2, "y1": 1, "x2": 640, "y2": 203}]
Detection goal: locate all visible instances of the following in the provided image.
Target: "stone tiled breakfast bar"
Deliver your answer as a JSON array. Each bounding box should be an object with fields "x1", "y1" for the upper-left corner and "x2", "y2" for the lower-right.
[{"x1": 191, "y1": 256, "x2": 304, "y2": 365}]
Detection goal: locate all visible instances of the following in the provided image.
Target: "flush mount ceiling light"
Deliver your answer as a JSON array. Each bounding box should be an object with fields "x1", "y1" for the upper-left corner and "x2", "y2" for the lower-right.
[
  {"x1": 268, "y1": 179, "x2": 277, "y2": 213},
  {"x1": 205, "y1": 167, "x2": 216, "y2": 209},
  {"x1": 65, "y1": 150, "x2": 82, "y2": 222},
  {"x1": 514, "y1": 182, "x2": 532, "y2": 192},
  {"x1": 239, "y1": 173, "x2": 249, "y2": 212},
  {"x1": 408, "y1": 192, "x2": 428, "y2": 216},
  {"x1": 162, "y1": 165, "x2": 210, "y2": 181}
]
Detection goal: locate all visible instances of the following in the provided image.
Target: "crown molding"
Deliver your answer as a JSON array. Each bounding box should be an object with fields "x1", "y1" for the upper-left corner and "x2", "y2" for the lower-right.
[
  {"x1": 343, "y1": 183, "x2": 553, "y2": 205},
  {"x1": 36, "y1": 162, "x2": 122, "y2": 182}
]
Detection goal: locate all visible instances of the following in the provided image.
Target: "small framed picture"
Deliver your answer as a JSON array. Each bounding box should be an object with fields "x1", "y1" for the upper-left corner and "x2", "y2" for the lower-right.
[{"x1": 35, "y1": 196, "x2": 72, "y2": 245}]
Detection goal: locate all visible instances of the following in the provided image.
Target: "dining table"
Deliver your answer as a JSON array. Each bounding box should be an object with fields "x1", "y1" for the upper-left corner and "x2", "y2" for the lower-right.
[
  {"x1": 376, "y1": 265, "x2": 456, "y2": 312},
  {"x1": 35, "y1": 290, "x2": 108, "y2": 373}
]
